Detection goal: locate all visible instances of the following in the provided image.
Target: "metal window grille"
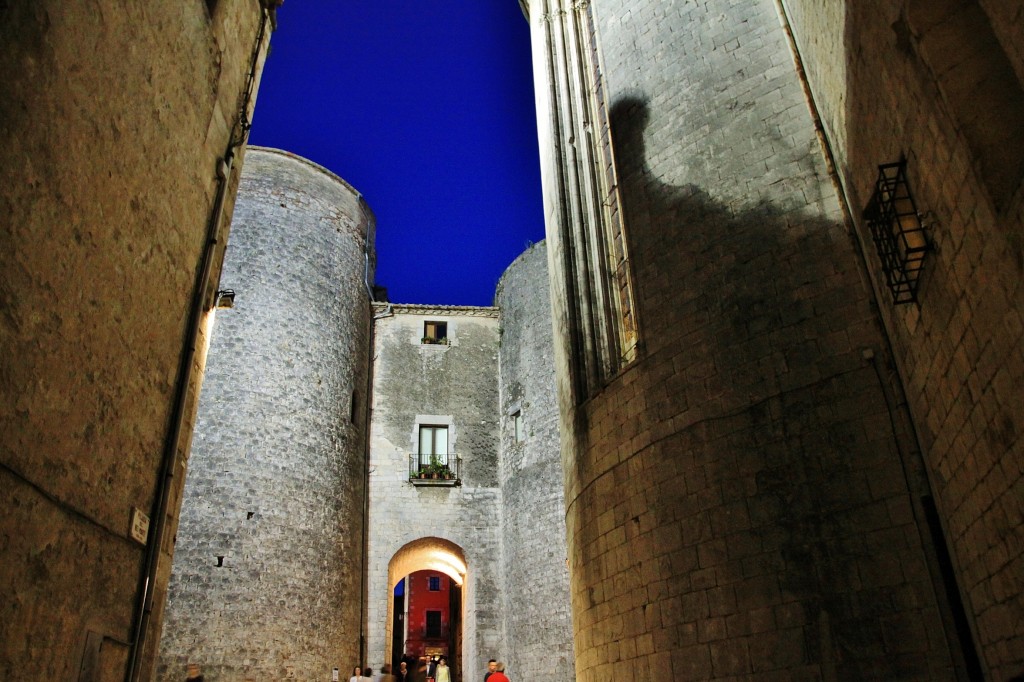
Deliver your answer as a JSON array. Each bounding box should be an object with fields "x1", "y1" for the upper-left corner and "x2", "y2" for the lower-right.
[{"x1": 864, "y1": 160, "x2": 931, "y2": 305}]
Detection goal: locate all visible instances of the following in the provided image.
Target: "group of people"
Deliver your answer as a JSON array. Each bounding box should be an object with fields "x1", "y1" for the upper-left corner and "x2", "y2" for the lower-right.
[
  {"x1": 349, "y1": 655, "x2": 509, "y2": 682},
  {"x1": 351, "y1": 656, "x2": 446, "y2": 682},
  {"x1": 348, "y1": 664, "x2": 400, "y2": 682},
  {"x1": 184, "y1": 654, "x2": 510, "y2": 681},
  {"x1": 484, "y1": 658, "x2": 510, "y2": 682}
]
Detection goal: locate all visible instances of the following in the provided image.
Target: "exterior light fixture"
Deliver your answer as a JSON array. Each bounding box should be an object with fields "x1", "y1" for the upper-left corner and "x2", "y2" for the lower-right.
[
  {"x1": 215, "y1": 289, "x2": 236, "y2": 309},
  {"x1": 863, "y1": 160, "x2": 931, "y2": 305}
]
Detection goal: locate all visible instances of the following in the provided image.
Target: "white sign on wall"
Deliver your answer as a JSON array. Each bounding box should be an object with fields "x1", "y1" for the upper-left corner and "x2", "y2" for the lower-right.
[{"x1": 130, "y1": 508, "x2": 150, "y2": 545}]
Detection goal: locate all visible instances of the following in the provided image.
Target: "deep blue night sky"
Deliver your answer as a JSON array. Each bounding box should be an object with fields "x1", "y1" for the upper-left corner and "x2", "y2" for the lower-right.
[{"x1": 248, "y1": 2, "x2": 545, "y2": 307}]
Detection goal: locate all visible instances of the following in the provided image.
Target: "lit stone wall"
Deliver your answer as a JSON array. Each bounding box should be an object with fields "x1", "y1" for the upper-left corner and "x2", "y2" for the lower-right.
[
  {"x1": 366, "y1": 306, "x2": 503, "y2": 682},
  {"x1": 494, "y1": 242, "x2": 575, "y2": 682},
  {"x1": 525, "y1": 0, "x2": 962, "y2": 679},
  {"x1": 157, "y1": 149, "x2": 373, "y2": 681},
  {"x1": 0, "y1": 2, "x2": 267, "y2": 679},
  {"x1": 782, "y1": 1, "x2": 1024, "y2": 677}
]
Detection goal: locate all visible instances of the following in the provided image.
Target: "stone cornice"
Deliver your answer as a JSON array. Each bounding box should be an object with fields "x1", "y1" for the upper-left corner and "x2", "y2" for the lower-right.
[{"x1": 372, "y1": 302, "x2": 499, "y2": 318}]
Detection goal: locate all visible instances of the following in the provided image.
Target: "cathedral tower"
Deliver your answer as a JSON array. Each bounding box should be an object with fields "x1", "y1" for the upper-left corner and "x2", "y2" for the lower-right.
[{"x1": 522, "y1": 0, "x2": 1022, "y2": 678}]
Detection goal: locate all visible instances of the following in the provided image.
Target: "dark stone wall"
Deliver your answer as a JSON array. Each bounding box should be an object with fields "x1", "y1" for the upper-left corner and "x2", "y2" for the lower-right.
[
  {"x1": 158, "y1": 149, "x2": 373, "y2": 681},
  {"x1": 783, "y1": 1, "x2": 1024, "y2": 676},
  {"x1": 0, "y1": 2, "x2": 267, "y2": 679}
]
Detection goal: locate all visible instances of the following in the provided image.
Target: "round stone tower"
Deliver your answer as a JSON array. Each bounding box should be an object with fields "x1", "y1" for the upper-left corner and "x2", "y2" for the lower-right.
[
  {"x1": 495, "y1": 242, "x2": 575, "y2": 682},
  {"x1": 524, "y1": 1, "x2": 966, "y2": 680},
  {"x1": 158, "y1": 148, "x2": 375, "y2": 681}
]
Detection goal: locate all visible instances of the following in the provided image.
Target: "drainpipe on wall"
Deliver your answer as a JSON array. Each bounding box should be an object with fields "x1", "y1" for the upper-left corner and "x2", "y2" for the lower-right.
[
  {"x1": 124, "y1": 153, "x2": 234, "y2": 682},
  {"x1": 124, "y1": 8, "x2": 270, "y2": 681}
]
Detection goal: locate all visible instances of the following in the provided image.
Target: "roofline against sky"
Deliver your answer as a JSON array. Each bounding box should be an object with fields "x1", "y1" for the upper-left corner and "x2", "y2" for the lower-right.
[
  {"x1": 246, "y1": 145, "x2": 369, "y2": 204},
  {"x1": 372, "y1": 302, "x2": 500, "y2": 318}
]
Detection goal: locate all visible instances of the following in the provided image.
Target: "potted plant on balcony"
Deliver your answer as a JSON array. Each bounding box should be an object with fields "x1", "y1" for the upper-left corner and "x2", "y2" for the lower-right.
[{"x1": 427, "y1": 455, "x2": 444, "y2": 479}]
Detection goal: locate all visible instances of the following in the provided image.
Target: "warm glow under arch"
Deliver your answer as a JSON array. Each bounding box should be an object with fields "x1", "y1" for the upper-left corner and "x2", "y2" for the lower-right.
[
  {"x1": 388, "y1": 536, "x2": 467, "y2": 589},
  {"x1": 384, "y1": 537, "x2": 468, "y2": 672}
]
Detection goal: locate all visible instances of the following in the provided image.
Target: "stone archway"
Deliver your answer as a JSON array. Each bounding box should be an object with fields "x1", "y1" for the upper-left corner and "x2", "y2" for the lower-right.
[{"x1": 384, "y1": 538, "x2": 467, "y2": 682}]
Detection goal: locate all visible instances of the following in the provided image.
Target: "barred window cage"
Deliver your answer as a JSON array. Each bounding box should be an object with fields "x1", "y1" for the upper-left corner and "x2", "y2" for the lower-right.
[{"x1": 864, "y1": 160, "x2": 931, "y2": 305}]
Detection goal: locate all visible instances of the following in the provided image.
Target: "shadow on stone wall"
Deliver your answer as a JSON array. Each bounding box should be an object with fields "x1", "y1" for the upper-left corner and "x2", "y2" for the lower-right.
[{"x1": 588, "y1": 95, "x2": 939, "y2": 677}]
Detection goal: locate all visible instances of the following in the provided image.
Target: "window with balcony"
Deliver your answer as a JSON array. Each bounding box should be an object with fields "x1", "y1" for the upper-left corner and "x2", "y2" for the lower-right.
[{"x1": 410, "y1": 424, "x2": 461, "y2": 485}]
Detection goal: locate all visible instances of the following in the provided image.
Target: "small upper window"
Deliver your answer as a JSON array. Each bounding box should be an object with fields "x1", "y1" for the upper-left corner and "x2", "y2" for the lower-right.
[
  {"x1": 513, "y1": 411, "x2": 525, "y2": 442},
  {"x1": 422, "y1": 321, "x2": 448, "y2": 345},
  {"x1": 428, "y1": 576, "x2": 441, "y2": 591}
]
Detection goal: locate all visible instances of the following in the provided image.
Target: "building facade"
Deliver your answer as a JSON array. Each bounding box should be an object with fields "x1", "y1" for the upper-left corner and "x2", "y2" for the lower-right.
[
  {"x1": 154, "y1": 157, "x2": 575, "y2": 682},
  {"x1": 522, "y1": 0, "x2": 1022, "y2": 679},
  {"x1": 364, "y1": 243, "x2": 575, "y2": 682},
  {"x1": 403, "y1": 571, "x2": 457, "y2": 662},
  {"x1": 366, "y1": 302, "x2": 505, "y2": 680},
  {"x1": 0, "y1": 2, "x2": 271, "y2": 680}
]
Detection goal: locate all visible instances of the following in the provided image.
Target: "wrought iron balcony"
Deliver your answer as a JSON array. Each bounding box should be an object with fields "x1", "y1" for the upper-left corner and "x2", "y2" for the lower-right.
[{"x1": 409, "y1": 454, "x2": 462, "y2": 486}]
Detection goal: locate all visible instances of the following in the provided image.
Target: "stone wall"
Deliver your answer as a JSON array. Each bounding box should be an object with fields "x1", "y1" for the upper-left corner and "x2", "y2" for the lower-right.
[
  {"x1": 525, "y1": 0, "x2": 963, "y2": 679},
  {"x1": 0, "y1": 2, "x2": 268, "y2": 680},
  {"x1": 781, "y1": 2, "x2": 1024, "y2": 676},
  {"x1": 494, "y1": 242, "x2": 575, "y2": 682},
  {"x1": 157, "y1": 149, "x2": 374, "y2": 681},
  {"x1": 366, "y1": 306, "x2": 503, "y2": 681}
]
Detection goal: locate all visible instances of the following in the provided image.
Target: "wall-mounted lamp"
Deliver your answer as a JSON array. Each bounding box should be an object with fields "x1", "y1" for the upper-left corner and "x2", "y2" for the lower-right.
[
  {"x1": 863, "y1": 160, "x2": 931, "y2": 305},
  {"x1": 215, "y1": 289, "x2": 236, "y2": 309}
]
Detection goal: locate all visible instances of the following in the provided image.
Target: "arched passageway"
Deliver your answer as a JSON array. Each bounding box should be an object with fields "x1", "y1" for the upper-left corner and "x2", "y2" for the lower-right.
[{"x1": 384, "y1": 538, "x2": 467, "y2": 682}]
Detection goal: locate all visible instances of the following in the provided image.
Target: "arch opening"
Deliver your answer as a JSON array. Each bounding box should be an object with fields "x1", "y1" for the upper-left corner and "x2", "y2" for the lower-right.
[{"x1": 384, "y1": 538, "x2": 467, "y2": 682}]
